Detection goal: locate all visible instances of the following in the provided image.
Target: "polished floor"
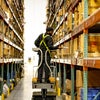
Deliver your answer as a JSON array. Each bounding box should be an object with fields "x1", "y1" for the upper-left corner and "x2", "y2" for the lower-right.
[
  {"x1": 5, "y1": 62, "x2": 62, "y2": 100},
  {"x1": 5, "y1": 62, "x2": 33, "y2": 100}
]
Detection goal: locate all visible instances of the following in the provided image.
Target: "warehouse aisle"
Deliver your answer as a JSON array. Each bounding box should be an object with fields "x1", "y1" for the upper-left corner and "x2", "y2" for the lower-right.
[
  {"x1": 5, "y1": 63, "x2": 33, "y2": 100},
  {"x1": 5, "y1": 62, "x2": 62, "y2": 100}
]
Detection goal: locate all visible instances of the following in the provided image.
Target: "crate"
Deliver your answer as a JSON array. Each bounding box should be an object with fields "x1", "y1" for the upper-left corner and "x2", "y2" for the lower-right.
[
  {"x1": 9, "y1": 46, "x2": 14, "y2": 58},
  {"x1": 74, "y1": 38, "x2": 78, "y2": 51},
  {"x1": 59, "y1": 26, "x2": 64, "y2": 40},
  {"x1": 62, "y1": 42, "x2": 70, "y2": 58},
  {"x1": 74, "y1": 7, "x2": 79, "y2": 28},
  {"x1": 81, "y1": 88, "x2": 100, "y2": 100},
  {"x1": 58, "y1": 8, "x2": 63, "y2": 16},
  {"x1": 0, "y1": 0, "x2": 1, "y2": 5},
  {"x1": 62, "y1": 6, "x2": 66, "y2": 15},
  {"x1": 76, "y1": 70, "x2": 83, "y2": 88},
  {"x1": 3, "y1": 43, "x2": 9, "y2": 57},
  {"x1": 2, "y1": 0, "x2": 8, "y2": 12},
  {"x1": 57, "y1": 48, "x2": 62, "y2": 58},
  {"x1": 0, "y1": 19, "x2": 3, "y2": 33},
  {"x1": 88, "y1": 0, "x2": 100, "y2": 15},
  {"x1": 55, "y1": 0, "x2": 60, "y2": 9},
  {"x1": 76, "y1": 87, "x2": 82, "y2": 100},
  {"x1": 74, "y1": 0, "x2": 100, "y2": 25},
  {"x1": 67, "y1": 12, "x2": 73, "y2": 32},
  {"x1": 78, "y1": 2, "x2": 83, "y2": 24},
  {"x1": 66, "y1": 0, "x2": 71, "y2": 8},
  {"x1": 88, "y1": 33, "x2": 100, "y2": 57},
  {"x1": 0, "y1": 41, "x2": 3, "y2": 58},
  {"x1": 88, "y1": 69, "x2": 100, "y2": 87}
]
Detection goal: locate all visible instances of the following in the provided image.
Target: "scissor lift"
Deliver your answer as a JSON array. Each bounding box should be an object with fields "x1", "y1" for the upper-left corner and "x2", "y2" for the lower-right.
[{"x1": 32, "y1": 48, "x2": 57, "y2": 100}]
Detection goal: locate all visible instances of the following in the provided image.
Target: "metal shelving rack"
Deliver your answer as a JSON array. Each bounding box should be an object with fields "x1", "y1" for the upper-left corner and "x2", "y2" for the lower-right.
[
  {"x1": 47, "y1": 0, "x2": 100, "y2": 100},
  {"x1": 83, "y1": 0, "x2": 88, "y2": 100},
  {"x1": 0, "y1": 0, "x2": 24, "y2": 98}
]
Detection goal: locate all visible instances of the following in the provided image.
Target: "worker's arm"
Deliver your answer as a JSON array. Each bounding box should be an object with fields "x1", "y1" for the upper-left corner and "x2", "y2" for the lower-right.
[
  {"x1": 46, "y1": 36, "x2": 58, "y2": 50},
  {"x1": 34, "y1": 34, "x2": 42, "y2": 47}
]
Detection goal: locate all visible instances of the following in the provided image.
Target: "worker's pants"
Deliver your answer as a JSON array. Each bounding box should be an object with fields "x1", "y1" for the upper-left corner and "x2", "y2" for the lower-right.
[{"x1": 38, "y1": 53, "x2": 51, "y2": 83}]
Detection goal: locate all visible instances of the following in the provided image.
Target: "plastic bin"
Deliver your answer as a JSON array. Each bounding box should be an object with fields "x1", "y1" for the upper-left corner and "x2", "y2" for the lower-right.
[{"x1": 81, "y1": 88, "x2": 100, "y2": 100}]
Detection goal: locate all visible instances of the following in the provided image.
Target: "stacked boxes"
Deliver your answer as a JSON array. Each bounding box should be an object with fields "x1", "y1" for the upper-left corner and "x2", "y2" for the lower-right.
[
  {"x1": 78, "y1": 2, "x2": 84, "y2": 24},
  {"x1": 88, "y1": 33, "x2": 100, "y2": 57},
  {"x1": 72, "y1": 32, "x2": 100, "y2": 58},
  {"x1": 74, "y1": 7, "x2": 79, "y2": 28},
  {"x1": 88, "y1": 0, "x2": 100, "y2": 15},
  {"x1": 67, "y1": 12, "x2": 73, "y2": 32},
  {"x1": 73, "y1": 0, "x2": 100, "y2": 28},
  {"x1": 3, "y1": 43, "x2": 9, "y2": 58},
  {"x1": 76, "y1": 70, "x2": 83, "y2": 100},
  {"x1": 62, "y1": 42, "x2": 70, "y2": 58},
  {"x1": 0, "y1": 0, "x2": 24, "y2": 59},
  {"x1": 0, "y1": 41, "x2": 3, "y2": 58},
  {"x1": 76, "y1": 69, "x2": 100, "y2": 100},
  {"x1": 47, "y1": 0, "x2": 100, "y2": 100}
]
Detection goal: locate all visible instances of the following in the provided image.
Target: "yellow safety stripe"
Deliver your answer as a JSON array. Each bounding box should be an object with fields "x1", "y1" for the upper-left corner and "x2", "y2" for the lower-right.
[
  {"x1": 40, "y1": 34, "x2": 49, "y2": 45},
  {"x1": 40, "y1": 34, "x2": 51, "y2": 55}
]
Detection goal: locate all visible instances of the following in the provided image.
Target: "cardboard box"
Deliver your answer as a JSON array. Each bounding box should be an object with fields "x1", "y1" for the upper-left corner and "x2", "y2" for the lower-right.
[
  {"x1": 76, "y1": 70, "x2": 83, "y2": 87},
  {"x1": 62, "y1": 93, "x2": 71, "y2": 100},
  {"x1": 88, "y1": 0, "x2": 100, "y2": 15},
  {"x1": 88, "y1": 69, "x2": 100, "y2": 87},
  {"x1": 79, "y1": 34, "x2": 84, "y2": 53},
  {"x1": 0, "y1": 41, "x2": 3, "y2": 58},
  {"x1": 65, "y1": 79, "x2": 71, "y2": 93},
  {"x1": 74, "y1": 7, "x2": 79, "y2": 28},
  {"x1": 78, "y1": 2, "x2": 83, "y2": 24},
  {"x1": 88, "y1": 33, "x2": 100, "y2": 57},
  {"x1": 76, "y1": 87, "x2": 82, "y2": 100},
  {"x1": 73, "y1": 38, "x2": 78, "y2": 53}
]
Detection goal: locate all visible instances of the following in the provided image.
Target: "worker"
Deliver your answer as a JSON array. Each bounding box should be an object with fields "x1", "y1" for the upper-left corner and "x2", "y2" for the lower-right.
[{"x1": 34, "y1": 27, "x2": 58, "y2": 83}]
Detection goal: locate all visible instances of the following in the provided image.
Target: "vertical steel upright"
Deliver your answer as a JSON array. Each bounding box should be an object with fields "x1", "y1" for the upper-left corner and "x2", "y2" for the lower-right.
[
  {"x1": 0, "y1": 8, "x2": 4, "y2": 97},
  {"x1": 19, "y1": 62, "x2": 21, "y2": 78},
  {"x1": 83, "y1": 0, "x2": 88, "y2": 100},
  {"x1": 7, "y1": 63, "x2": 10, "y2": 86},
  {"x1": 0, "y1": 64, "x2": 4, "y2": 95},
  {"x1": 63, "y1": 63, "x2": 66, "y2": 93},
  {"x1": 16, "y1": 62, "x2": 19, "y2": 78},
  {"x1": 71, "y1": 64, "x2": 74, "y2": 100},
  {"x1": 70, "y1": 6, "x2": 75, "y2": 99},
  {"x1": 71, "y1": 36, "x2": 75, "y2": 100},
  {"x1": 14, "y1": 62, "x2": 16, "y2": 78},
  {"x1": 55, "y1": 62, "x2": 57, "y2": 80},
  {"x1": 11, "y1": 62, "x2": 13, "y2": 79},
  {"x1": 58, "y1": 62, "x2": 61, "y2": 95},
  {"x1": 63, "y1": 0, "x2": 67, "y2": 93}
]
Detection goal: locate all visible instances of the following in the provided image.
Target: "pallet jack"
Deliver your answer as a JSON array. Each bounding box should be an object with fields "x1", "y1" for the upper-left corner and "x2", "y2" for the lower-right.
[{"x1": 32, "y1": 48, "x2": 57, "y2": 100}]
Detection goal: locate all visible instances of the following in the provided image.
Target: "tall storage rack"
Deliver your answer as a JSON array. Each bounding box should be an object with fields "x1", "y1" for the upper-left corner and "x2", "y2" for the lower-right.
[
  {"x1": 0, "y1": 0, "x2": 24, "y2": 98},
  {"x1": 46, "y1": 0, "x2": 100, "y2": 100}
]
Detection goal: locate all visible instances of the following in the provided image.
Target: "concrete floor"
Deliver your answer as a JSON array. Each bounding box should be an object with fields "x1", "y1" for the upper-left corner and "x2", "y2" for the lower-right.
[
  {"x1": 5, "y1": 62, "x2": 62, "y2": 100},
  {"x1": 5, "y1": 62, "x2": 33, "y2": 100}
]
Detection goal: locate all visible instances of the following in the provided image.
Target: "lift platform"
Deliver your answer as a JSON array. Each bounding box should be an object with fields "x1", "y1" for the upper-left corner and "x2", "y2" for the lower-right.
[
  {"x1": 32, "y1": 48, "x2": 57, "y2": 100},
  {"x1": 32, "y1": 83, "x2": 56, "y2": 100}
]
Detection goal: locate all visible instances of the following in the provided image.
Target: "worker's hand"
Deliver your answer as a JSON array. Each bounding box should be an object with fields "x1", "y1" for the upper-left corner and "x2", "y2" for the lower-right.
[{"x1": 58, "y1": 47, "x2": 62, "y2": 49}]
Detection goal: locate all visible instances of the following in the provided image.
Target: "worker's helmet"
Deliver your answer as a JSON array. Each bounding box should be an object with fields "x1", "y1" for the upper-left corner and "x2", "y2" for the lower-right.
[{"x1": 46, "y1": 27, "x2": 53, "y2": 32}]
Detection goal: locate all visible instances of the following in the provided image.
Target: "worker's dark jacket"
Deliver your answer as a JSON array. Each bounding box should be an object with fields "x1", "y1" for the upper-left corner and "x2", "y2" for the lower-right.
[{"x1": 34, "y1": 33, "x2": 58, "y2": 63}]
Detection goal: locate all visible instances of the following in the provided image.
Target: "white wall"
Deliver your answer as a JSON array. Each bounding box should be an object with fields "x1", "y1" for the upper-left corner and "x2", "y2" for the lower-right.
[{"x1": 24, "y1": 0, "x2": 47, "y2": 65}]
